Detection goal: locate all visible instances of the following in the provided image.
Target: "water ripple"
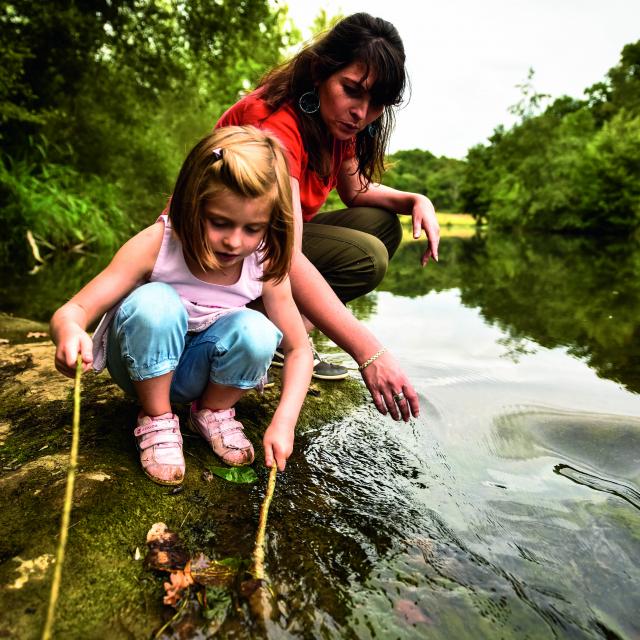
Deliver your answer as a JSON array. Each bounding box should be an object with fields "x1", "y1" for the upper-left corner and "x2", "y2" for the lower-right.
[{"x1": 554, "y1": 463, "x2": 640, "y2": 511}]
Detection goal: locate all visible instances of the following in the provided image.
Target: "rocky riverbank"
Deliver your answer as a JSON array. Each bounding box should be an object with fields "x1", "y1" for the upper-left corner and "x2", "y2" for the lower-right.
[{"x1": 0, "y1": 313, "x2": 366, "y2": 639}]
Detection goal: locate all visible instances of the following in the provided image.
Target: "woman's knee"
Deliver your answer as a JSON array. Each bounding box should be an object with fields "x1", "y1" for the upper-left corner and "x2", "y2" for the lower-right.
[
  {"x1": 361, "y1": 238, "x2": 390, "y2": 291},
  {"x1": 368, "y1": 208, "x2": 402, "y2": 259}
]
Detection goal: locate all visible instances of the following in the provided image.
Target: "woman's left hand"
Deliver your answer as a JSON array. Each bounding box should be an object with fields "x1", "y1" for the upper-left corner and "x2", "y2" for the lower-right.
[
  {"x1": 411, "y1": 195, "x2": 440, "y2": 266},
  {"x1": 360, "y1": 350, "x2": 420, "y2": 421}
]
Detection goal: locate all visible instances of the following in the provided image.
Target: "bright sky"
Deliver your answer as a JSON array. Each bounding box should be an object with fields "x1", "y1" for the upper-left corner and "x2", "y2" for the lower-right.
[{"x1": 282, "y1": 0, "x2": 640, "y2": 158}]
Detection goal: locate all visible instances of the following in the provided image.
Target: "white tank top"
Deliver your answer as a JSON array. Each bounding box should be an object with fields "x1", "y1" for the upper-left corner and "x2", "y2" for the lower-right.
[
  {"x1": 92, "y1": 215, "x2": 264, "y2": 371},
  {"x1": 151, "y1": 215, "x2": 263, "y2": 332}
]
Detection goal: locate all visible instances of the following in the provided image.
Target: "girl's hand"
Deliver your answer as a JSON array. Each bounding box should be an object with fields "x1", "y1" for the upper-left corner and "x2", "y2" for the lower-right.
[
  {"x1": 263, "y1": 420, "x2": 295, "y2": 472},
  {"x1": 54, "y1": 325, "x2": 94, "y2": 378},
  {"x1": 411, "y1": 195, "x2": 440, "y2": 266},
  {"x1": 360, "y1": 350, "x2": 420, "y2": 421}
]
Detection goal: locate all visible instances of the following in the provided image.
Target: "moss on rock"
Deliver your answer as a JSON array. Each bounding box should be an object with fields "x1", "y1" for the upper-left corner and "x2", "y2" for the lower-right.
[{"x1": 0, "y1": 315, "x2": 366, "y2": 639}]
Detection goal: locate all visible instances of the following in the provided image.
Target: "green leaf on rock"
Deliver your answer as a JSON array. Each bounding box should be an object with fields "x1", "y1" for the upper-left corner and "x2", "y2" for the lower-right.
[{"x1": 207, "y1": 465, "x2": 258, "y2": 484}]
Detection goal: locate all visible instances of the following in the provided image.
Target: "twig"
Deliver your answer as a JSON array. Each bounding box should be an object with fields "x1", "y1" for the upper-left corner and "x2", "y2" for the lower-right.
[
  {"x1": 26, "y1": 229, "x2": 45, "y2": 264},
  {"x1": 153, "y1": 594, "x2": 189, "y2": 639},
  {"x1": 250, "y1": 464, "x2": 277, "y2": 580},
  {"x1": 179, "y1": 508, "x2": 193, "y2": 529},
  {"x1": 42, "y1": 355, "x2": 82, "y2": 640}
]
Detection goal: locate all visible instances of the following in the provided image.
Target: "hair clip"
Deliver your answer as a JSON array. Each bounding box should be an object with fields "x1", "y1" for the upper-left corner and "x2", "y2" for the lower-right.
[{"x1": 211, "y1": 147, "x2": 223, "y2": 162}]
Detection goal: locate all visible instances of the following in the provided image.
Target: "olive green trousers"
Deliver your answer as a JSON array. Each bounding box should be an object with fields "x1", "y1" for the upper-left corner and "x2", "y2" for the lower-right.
[{"x1": 301, "y1": 207, "x2": 402, "y2": 303}]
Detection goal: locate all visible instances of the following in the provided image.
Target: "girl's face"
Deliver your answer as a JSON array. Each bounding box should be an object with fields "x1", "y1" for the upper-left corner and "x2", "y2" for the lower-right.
[
  {"x1": 202, "y1": 189, "x2": 271, "y2": 269},
  {"x1": 317, "y1": 61, "x2": 385, "y2": 141}
]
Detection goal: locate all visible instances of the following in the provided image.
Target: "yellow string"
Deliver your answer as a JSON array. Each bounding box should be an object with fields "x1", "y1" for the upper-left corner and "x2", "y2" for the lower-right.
[{"x1": 42, "y1": 354, "x2": 82, "y2": 640}]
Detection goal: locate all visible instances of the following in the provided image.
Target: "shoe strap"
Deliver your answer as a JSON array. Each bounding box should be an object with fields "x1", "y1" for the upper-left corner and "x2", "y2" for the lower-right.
[
  {"x1": 199, "y1": 416, "x2": 248, "y2": 449},
  {"x1": 134, "y1": 416, "x2": 178, "y2": 437},
  {"x1": 216, "y1": 420, "x2": 244, "y2": 436},
  {"x1": 201, "y1": 416, "x2": 244, "y2": 437},
  {"x1": 196, "y1": 407, "x2": 235, "y2": 422},
  {"x1": 137, "y1": 430, "x2": 182, "y2": 451},
  {"x1": 218, "y1": 422, "x2": 249, "y2": 449}
]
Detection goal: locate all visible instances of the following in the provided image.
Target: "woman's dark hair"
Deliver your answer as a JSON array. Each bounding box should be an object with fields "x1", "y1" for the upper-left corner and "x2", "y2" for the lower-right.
[{"x1": 259, "y1": 12, "x2": 407, "y2": 186}]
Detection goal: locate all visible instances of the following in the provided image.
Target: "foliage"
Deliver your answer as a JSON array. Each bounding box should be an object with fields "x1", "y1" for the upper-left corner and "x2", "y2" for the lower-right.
[
  {"x1": 207, "y1": 465, "x2": 258, "y2": 484},
  {"x1": 310, "y1": 8, "x2": 344, "y2": 36},
  {"x1": 0, "y1": 0, "x2": 297, "y2": 267},
  {"x1": 0, "y1": 151, "x2": 130, "y2": 266},
  {"x1": 319, "y1": 149, "x2": 467, "y2": 214},
  {"x1": 462, "y1": 41, "x2": 640, "y2": 232},
  {"x1": 383, "y1": 149, "x2": 466, "y2": 212}
]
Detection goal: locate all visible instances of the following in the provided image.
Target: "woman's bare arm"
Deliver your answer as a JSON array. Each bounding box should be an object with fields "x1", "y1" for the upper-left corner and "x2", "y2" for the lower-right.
[{"x1": 288, "y1": 177, "x2": 418, "y2": 421}]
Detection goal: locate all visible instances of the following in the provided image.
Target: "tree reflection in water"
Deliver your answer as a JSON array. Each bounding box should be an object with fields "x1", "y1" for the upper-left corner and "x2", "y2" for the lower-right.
[{"x1": 377, "y1": 232, "x2": 640, "y2": 393}]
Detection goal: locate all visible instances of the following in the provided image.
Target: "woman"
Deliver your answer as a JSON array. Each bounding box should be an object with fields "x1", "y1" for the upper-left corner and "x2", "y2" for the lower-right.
[{"x1": 217, "y1": 12, "x2": 439, "y2": 421}]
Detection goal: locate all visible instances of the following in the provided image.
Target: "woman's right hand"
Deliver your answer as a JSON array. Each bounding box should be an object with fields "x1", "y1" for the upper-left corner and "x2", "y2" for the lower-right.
[{"x1": 54, "y1": 325, "x2": 94, "y2": 378}]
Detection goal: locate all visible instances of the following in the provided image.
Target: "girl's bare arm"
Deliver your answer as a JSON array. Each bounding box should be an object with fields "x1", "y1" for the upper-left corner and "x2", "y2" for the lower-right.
[
  {"x1": 261, "y1": 274, "x2": 313, "y2": 470},
  {"x1": 50, "y1": 223, "x2": 164, "y2": 377}
]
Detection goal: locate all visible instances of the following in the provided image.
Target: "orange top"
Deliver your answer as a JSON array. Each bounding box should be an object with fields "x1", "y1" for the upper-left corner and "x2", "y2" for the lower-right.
[{"x1": 216, "y1": 90, "x2": 355, "y2": 221}]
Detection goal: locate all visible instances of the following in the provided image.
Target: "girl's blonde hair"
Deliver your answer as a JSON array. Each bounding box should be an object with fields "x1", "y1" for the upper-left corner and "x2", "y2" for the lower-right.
[{"x1": 169, "y1": 125, "x2": 294, "y2": 283}]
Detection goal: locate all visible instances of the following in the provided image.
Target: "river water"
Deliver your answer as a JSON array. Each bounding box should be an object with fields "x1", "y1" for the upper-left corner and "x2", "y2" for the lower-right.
[
  {"x1": 275, "y1": 232, "x2": 640, "y2": 639},
  {"x1": 2, "y1": 231, "x2": 639, "y2": 638}
]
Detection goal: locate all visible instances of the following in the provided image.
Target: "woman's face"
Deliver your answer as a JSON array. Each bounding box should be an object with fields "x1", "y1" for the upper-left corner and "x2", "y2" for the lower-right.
[{"x1": 317, "y1": 61, "x2": 384, "y2": 141}]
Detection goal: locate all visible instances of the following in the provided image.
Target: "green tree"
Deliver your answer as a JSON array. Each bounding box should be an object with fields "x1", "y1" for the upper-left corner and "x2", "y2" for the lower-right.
[
  {"x1": 0, "y1": 0, "x2": 297, "y2": 266},
  {"x1": 461, "y1": 41, "x2": 640, "y2": 232},
  {"x1": 383, "y1": 149, "x2": 466, "y2": 212}
]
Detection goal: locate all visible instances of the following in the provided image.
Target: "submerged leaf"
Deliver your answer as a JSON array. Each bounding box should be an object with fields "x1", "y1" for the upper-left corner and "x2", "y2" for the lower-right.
[
  {"x1": 190, "y1": 555, "x2": 239, "y2": 587},
  {"x1": 203, "y1": 585, "x2": 232, "y2": 620},
  {"x1": 145, "y1": 522, "x2": 189, "y2": 572},
  {"x1": 207, "y1": 465, "x2": 258, "y2": 484}
]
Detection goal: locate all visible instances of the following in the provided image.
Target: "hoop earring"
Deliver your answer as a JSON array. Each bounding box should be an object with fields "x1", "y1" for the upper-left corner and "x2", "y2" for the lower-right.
[
  {"x1": 367, "y1": 123, "x2": 378, "y2": 138},
  {"x1": 299, "y1": 90, "x2": 320, "y2": 114}
]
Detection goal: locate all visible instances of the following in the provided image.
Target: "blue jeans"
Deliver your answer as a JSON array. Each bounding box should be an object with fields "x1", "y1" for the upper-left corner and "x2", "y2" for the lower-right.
[{"x1": 106, "y1": 282, "x2": 282, "y2": 403}]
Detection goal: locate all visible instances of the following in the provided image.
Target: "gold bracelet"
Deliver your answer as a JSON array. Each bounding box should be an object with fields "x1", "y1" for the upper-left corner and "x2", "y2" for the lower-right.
[{"x1": 357, "y1": 347, "x2": 387, "y2": 371}]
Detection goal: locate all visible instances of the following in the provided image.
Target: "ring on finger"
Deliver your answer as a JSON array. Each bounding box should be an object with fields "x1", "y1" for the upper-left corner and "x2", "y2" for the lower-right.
[{"x1": 392, "y1": 391, "x2": 405, "y2": 403}]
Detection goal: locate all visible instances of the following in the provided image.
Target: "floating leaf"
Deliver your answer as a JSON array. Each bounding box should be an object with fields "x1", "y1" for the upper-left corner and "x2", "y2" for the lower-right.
[{"x1": 207, "y1": 465, "x2": 258, "y2": 484}]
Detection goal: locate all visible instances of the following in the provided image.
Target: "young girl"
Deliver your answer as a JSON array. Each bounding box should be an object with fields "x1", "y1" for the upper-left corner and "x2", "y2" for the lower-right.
[{"x1": 50, "y1": 126, "x2": 313, "y2": 486}]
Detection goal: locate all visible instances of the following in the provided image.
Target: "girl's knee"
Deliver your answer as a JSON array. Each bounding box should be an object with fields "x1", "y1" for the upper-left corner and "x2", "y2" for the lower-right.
[
  {"x1": 118, "y1": 283, "x2": 187, "y2": 333},
  {"x1": 224, "y1": 310, "x2": 281, "y2": 361}
]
